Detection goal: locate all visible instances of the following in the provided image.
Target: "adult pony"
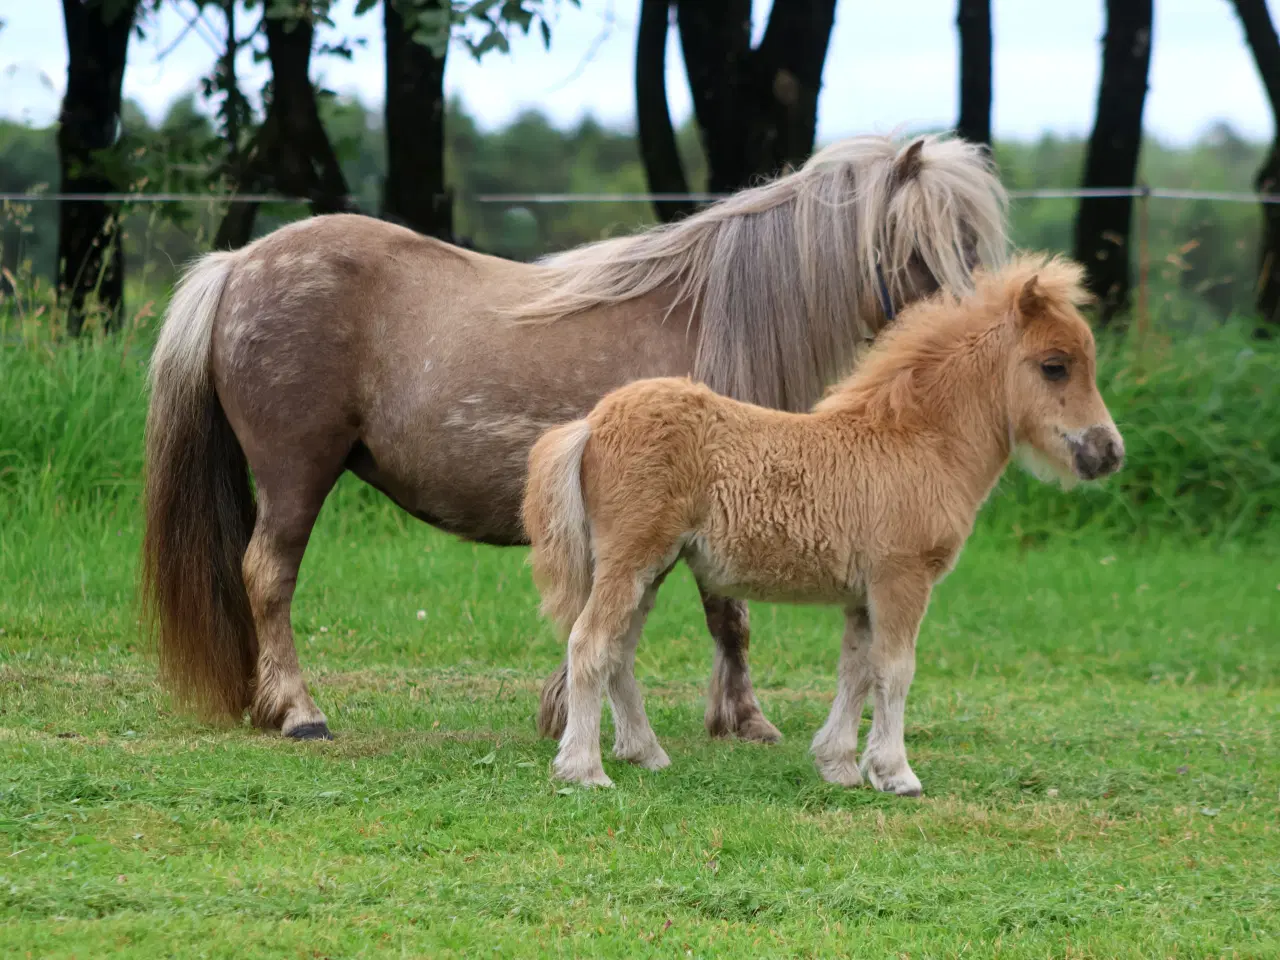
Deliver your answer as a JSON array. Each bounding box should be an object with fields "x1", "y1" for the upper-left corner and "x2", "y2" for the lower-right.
[
  {"x1": 522, "y1": 254, "x2": 1124, "y2": 791},
  {"x1": 141, "y1": 133, "x2": 1007, "y2": 741}
]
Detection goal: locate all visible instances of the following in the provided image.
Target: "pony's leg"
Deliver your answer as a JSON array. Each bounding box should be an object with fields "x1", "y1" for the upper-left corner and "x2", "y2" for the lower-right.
[
  {"x1": 859, "y1": 575, "x2": 932, "y2": 797},
  {"x1": 608, "y1": 583, "x2": 669, "y2": 771},
  {"x1": 554, "y1": 570, "x2": 649, "y2": 787},
  {"x1": 699, "y1": 585, "x2": 782, "y2": 744},
  {"x1": 810, "y1": 605, "x2": 875, "y2": 786},
  {"x1": 241, "y1": 459, "x2": 345, "y2": 740}
]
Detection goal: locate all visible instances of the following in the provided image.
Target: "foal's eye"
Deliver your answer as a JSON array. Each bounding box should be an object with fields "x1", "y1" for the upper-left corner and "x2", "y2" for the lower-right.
[{"x1": 1040, "y1": 360, "x2": 1068, "y2": 382}]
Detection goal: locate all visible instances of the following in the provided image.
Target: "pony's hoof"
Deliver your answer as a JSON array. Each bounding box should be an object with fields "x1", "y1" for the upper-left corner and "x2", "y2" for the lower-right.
[
  {"x1": 736, "y1": 715, "x2": 783, "y2": 744},
  {"x1": 286, "y1": 722, "x2": 334, "y2": 741},
  {"x1": 707, "y1": 706, "x2": 783, "y2": 744}
]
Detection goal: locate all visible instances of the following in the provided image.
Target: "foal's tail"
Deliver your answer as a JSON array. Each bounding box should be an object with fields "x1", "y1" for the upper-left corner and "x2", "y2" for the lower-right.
[
  {"x1": 140, "y1": 252, "x2": 258, "y2": 723},
  {"x1": 522, "y1": 419, "x2": 594, "y2": 739}
]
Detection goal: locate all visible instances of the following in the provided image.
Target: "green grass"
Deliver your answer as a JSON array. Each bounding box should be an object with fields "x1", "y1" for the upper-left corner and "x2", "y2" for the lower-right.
[
  {"x1": 2, "y1": 298, "x2": 1279, "y2": 956},
  {"x1": 2, "y1": 491, "x2": 1279, "y2": 958}
]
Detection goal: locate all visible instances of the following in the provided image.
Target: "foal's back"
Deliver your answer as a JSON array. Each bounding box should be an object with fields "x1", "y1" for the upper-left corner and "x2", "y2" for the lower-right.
[{"x1": 576, "y1": 375, "x2": 966, "y2": 606}]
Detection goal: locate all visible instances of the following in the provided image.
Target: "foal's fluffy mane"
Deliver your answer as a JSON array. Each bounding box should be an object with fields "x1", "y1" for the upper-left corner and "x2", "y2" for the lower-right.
[
  {"x1": 503, "y1": 133, "x2": 1008, "y2": 412},
  {"x1": 814, "y1": 253, "x2": 1091, "y2": 423}
]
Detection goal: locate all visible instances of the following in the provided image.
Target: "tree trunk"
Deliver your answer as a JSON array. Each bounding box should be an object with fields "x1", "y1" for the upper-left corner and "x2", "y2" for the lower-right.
[
  {"x1": 382, "y1": 0, "x2": 452, "y2": 239},
  {"x1": 57, "y1": 0, "x2": 135, "y2": 335},
  {"x1": 1229, "y1": 0, "x2": 1280, "y2": 337},
  {"x1": 664, "y1": 0, "x2": 836, "y2": 195},
  {"x1": 745, "y1": 0, "x2": 837, "y2": 178},
  {"x1": 674, "y1": 1, "x2": 752, "y2": 193},
  {"x1": 1073, "y1": 0, "x2": 1152, "y2": 327},
  {"x1": 635, "y1": 0, "x2": 695, "y2": 223},
  {"x1": 956, "y1": 0, "x2": 991, "y2": 146},
  {"x1": 215, "y1": 8, "x2": 355, "y2": 250}
]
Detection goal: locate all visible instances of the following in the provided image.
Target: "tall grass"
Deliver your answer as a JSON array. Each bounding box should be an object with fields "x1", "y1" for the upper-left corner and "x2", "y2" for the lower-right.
[
  {"x1": 981, "y1": 322, "x2": 1280, "y2": 543},
  {"x1": 1, "y1": 293, "x2": 1277, "y2": 545}
]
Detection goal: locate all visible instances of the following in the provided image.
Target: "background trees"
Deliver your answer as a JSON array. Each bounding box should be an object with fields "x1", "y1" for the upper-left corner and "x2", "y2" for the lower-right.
[
  {"x1": 57, "y1": 0, "x2": 138, "y2": 334},
  {"x1": 956, "y1": 0, "x2": 991, "y2": 148},
  {"x1": 1230, "y1": 0, "x2": 1280, "y2": 336},
  {"x1": 631, "y1": 0, "x2": 837, "y2": 222},
  {"x1": 1072, "y1": 0, "x2": 1153, "y2": 327},
  {"x1": 5, "y1": 0, "x2": 1272, "y2": 334}
]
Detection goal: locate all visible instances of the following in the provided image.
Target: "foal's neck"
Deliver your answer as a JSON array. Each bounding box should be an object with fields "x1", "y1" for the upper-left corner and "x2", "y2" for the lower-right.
[{"x1": 825, "y1": 316, "x2": 1014, "y2": 506}]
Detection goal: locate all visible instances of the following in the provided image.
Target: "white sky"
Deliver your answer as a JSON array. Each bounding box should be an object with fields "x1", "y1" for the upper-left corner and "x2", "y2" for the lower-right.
[{"x1": 0, "y1": 0, "x2": 1274, "y2": 144}]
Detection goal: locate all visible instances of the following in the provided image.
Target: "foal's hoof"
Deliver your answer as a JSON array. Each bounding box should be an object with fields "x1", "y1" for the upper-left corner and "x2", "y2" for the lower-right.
[
  {"x1": 862, "y1": 762, "x2": 923, "y2": 798},
  {"x1": 552, "y1": 757, "x2": 614, "y2": 788},
  {"x1": 286, "y1": 722, "x2": 334, "y2": 741},
  {"x1": 815, "y1": 755, "x2": 864, "y2": 788},
  {"x1": 616, "y1": 742, "x2": 671, "y2": 771}
]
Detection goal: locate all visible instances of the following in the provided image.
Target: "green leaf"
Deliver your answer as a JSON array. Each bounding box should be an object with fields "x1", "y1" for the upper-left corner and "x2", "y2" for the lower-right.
[
  {"x1": 501, "y1": 1, "x2": 533, "y2": 32},
  {"x1": 539, "y1": 17, "x2": 551, "y2": 49},
  {"x1": 473, "y1": 751, "x2": 497, "y2": 765},
  {"x1": 354, "y1": 0, "x2": 379, "y2": 13},
  {"x1": 470, "y1": 30, "x2": 508, "y2": 59}
]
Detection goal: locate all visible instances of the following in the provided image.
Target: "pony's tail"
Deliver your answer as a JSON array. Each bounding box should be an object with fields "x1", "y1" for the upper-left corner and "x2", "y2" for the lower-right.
[
  {"x1": 140, "y1": 252, "x2": 258, "y2": 723},
  {"x1": 522, "y1": 419, "x2": 594, "y2": 740}
]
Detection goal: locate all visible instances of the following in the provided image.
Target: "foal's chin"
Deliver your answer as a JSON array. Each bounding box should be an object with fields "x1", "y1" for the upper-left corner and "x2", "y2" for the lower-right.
[{"x1": 1013, "y1": 443, "x2": 1081, "y2": 491}]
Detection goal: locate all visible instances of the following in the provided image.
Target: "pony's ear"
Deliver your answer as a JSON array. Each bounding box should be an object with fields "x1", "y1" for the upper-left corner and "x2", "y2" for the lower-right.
[
  {"x1": 1016, "y1": 275, "x2": 1046, "y2": 325},
  {"x1": 892, "y1": 139, "x2": 926, "y2": 186}
]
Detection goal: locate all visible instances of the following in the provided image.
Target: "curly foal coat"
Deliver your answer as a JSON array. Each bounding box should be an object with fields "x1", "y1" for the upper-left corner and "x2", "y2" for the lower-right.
[{"x1": 523, "y1": 254, "x2": 1124, "y2": 792}]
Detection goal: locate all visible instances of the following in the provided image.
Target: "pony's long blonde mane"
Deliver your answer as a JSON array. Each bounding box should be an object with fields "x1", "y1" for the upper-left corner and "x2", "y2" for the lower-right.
[
  {"x1": 505, "y1": 133, "x2": 1009, "y2": 411},
  {"x1": 815, "y1": 253, "x2": 1092, "y2": 424}
]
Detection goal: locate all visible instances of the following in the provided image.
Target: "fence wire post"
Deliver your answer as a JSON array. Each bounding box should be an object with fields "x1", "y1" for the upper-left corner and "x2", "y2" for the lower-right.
[{"x1": 1136, "y1": 183, "x2": 1151, "y2": 345}]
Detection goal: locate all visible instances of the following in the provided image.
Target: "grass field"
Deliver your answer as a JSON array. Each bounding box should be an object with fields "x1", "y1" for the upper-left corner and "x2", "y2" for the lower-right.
[
  {"x1": 2, "y1": 487, "x2": 1279, "y2": 958},
  {"x1": 1, "y1": 310, "x2": 1279, "y2": 957}
]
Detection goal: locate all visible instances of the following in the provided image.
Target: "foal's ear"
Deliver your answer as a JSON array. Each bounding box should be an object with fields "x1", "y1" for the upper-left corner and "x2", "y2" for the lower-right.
[
  {"x1": 892, "y1": 139, "x2": 926, "y2": 185},
  {"x1": 1016, "y1": 275, "x2": 1047, "y2": 325}
]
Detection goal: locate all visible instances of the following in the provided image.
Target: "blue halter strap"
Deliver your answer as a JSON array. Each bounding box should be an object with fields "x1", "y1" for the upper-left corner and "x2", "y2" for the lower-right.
[{"x1": 875, "y1": 262, "x2": 896, "y2": 321}]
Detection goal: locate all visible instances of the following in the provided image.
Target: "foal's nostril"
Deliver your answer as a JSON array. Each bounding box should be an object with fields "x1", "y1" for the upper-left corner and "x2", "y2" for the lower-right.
[
  {"x1": 1103, "y1": 437, "x2": 1124, "y2": 472},
  {"x1": 1073, "y1": 427, "x2": 1125, "y2": 480},
  {"x1": 1090, "y1": 427, "x2": 1121, "y2": 478}
]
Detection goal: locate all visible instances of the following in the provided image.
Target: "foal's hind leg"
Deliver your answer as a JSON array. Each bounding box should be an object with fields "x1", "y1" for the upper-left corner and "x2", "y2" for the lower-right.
[
  {"x1": 699, "y1": 585, "x2": 782, "y2": 744},
  {"x1": 608, "y1": 579, "x2": 669, "y2": 770},
  {"x1": 239, "y1": 446, "x2": 351, "y2": 740},
  {"x1": 556, "y1": 563, "x2": 668, "y2": 787}
]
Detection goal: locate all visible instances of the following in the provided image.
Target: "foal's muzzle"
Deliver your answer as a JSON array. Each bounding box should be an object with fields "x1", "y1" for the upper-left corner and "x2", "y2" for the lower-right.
[{"x1": 1069, "y1": 425, "x2": 1125, "y2": 481}]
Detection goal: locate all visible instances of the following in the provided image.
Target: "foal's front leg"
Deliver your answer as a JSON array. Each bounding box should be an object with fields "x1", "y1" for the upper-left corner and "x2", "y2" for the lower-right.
[
  {"x1": 811, "y1": 606, "x2": 875, "y2": 786},
  {"x1": 859, "y1": 575, "x2": 932, "y2": 797},
  {"x1": 699, "y1": 585, "x2": 783, "y2": 744}
]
